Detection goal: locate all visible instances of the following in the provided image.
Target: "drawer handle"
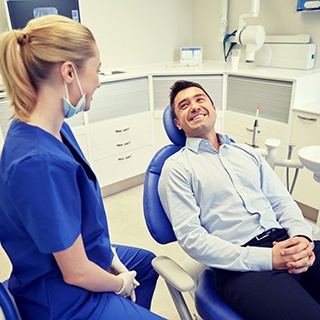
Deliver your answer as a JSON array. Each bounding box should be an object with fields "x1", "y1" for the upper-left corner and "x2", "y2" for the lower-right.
[
  {"x1": 118, "y1": 154, "x2": 132, "y2": 161},
  {"x1": 246, "y1": 127, "x2": 261, "y2": 133},
  {"x1": 116, "y1": 141, "x2": 131, "y2": 147},
  {"x1": 115, "y1": 127, "x2": 130, "y2": 133},
  {"x1": 297, "y1": 115, "x2": 317, "y2": 122}
]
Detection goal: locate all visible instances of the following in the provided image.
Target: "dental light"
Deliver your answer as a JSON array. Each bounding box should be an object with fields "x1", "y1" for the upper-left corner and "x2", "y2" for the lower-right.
[{"x1": 223, "y1": 0, "x2": 266, "y2": 62}]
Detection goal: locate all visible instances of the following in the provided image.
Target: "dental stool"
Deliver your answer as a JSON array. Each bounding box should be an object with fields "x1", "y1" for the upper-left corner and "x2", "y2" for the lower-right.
[{"x1": 143, "y1": 105, "x2": 243, "y2": 320}]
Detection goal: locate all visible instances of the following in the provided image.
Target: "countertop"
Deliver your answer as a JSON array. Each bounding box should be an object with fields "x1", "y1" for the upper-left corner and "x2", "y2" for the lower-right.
[
  {"x1": 2, "y1": 60, "x2": 320, "y2": 115},
  {"x1": 97, "y1": 60, "x2": 320, "y2": 83}
]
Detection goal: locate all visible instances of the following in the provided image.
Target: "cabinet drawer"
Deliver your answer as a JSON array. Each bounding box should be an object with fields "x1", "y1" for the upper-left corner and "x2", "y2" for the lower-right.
[
  {"x1": 92, "y1": 133, "x2": 152, "y2": 161},
  {"x1": 89, "y1": 112, "x2": 151, "y2": 147},
  {"x1": 94, "y1": 145, "x2": 153, "y2": 187},
  {"x1": 290, "y1": 111, "x2": 320, "y2": 153}
]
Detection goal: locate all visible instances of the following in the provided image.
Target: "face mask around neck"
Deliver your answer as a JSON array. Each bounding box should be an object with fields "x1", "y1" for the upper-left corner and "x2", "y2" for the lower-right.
[{"x1": 63, "y1": 66, "x2": 86, "y2": 119}]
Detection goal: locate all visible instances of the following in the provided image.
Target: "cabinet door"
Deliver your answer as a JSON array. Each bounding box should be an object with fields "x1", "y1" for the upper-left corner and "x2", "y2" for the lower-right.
[
  {"x1": 290, "y1": 111, "x2": 320, "y2": 209},
  {"x1": 224, "y1": 111, "x2": 288, "y2": 151},
  {"x1": 227, "y1": 76, "x2": 292, "y2": 124},
  {"x1": 0, "y1": 99, "x2": 13, "y2": 153},
  {"x1": 0, "y1": 99, "x2": 12, "y2": 140},
  {"x1": 153, "y1": 75, "x2": 224, "y2": 112},
  {"x1": 152, "y1": 75, "x2": 224, "y2": 150},
  {"x1": 70, "y1": 125, "x2": 90, "y2": 162},
  {"x1": 88, "y1": 77, "x2": 150, "y2": 123},
  {"x1": 224, "y1": 110, "x2": 288, "y2": 178},
  {"x1": 225, "y1": 76, "x2": 293, "y2": 181},
  {"x1": 0, "y1": 128, "x2": 4, "y2": 152}
]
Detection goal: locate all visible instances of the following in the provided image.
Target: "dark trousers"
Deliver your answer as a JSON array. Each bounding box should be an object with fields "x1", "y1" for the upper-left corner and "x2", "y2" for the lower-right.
[{"x1": 214, "y1": 230, "x2": 320, "y2": 320}]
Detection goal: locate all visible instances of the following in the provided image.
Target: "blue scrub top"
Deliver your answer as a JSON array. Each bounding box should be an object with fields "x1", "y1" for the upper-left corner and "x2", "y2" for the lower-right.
[{"x1": 0, "y1": 120, "x2": 114, "y2": 319}]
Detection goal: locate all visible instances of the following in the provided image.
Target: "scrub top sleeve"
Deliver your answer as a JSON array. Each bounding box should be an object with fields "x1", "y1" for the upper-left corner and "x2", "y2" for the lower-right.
[{"x1": 7, "y1": 155, "x2": 82, "y2": 253}]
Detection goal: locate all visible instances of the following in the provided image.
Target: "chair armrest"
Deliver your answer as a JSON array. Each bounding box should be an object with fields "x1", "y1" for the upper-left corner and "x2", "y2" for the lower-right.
[{"x1": 152, "y1": 256, "x2": 195, "y2": 292}]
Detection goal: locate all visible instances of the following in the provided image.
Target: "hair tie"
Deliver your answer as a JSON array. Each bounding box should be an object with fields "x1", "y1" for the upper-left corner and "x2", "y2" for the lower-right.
[{"x1": 18, "y1": 33, "x2": 31, "y2": 46}]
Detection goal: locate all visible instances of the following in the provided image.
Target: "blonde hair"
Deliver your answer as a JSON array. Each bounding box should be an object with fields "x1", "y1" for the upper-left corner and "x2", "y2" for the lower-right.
[{"x1": 0, "y1": 15, "x2": 96, "y2": 121}]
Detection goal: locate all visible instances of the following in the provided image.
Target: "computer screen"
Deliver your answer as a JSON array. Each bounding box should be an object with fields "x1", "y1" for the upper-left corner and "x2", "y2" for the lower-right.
[
  {"x1": 4, "y1": 0, "x2": 81, "y2": 30},
  {"x1": 297, "y1": 0, "x2": 320, "y2": 11}
]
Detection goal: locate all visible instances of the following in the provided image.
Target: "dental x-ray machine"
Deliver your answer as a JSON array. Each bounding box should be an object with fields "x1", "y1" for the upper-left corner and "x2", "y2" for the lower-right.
[{"x1": 223, "y1": 0, "x2": 265, "y2": 62}]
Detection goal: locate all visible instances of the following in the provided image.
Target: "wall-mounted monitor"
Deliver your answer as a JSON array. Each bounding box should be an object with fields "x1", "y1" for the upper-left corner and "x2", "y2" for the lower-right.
[
  {"x1": 4, "y1": 0, "x2": 81, "y2": 30},
  {"x1": 297, "y1": 0, "x2": 320, "y2": 11}
]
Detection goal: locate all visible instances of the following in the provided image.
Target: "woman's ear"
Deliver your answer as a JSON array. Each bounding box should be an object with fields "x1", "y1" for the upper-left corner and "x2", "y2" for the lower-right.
[{"x1": 60, "y1": 61, "x2": 74, "y2": 84}]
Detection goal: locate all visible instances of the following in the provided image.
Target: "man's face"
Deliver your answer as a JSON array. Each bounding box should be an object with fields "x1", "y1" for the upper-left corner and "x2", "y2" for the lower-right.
[{"x1": 173, "y1": 86, "x2": 217, "y2": 138}]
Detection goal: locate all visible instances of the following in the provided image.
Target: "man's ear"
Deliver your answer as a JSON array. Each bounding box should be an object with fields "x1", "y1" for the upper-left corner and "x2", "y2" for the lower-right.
[
  {"x1": 174, "y1": 118, "x2": 182, "y2": 130},
  {"x1": 60, "y1": 61, "x2": 74, "y2": 84}
]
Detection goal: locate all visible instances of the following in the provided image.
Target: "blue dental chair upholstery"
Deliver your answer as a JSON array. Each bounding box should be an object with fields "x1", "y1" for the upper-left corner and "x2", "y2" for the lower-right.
[
  {"x1": 0, "y1": 280, "x2": 20, "y2": 320},
  {"x1": 143, "y1": 105, "x2": 243, "y2": 319}
]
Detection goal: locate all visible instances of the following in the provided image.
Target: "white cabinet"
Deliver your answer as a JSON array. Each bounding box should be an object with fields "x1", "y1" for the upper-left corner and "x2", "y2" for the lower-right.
[
  {"x1": 0, "y1": 98, "x2": 12, "y2": 139},
  {"x1": 2, "y1": 66, "x2": 320, "y2": 195},
  {"x1": 85, "y1": 77, "x2": 152, "y2": 188},
  {"x1": 89, "y1": 112, "x2": 153, "y2": 187},
  {"x1": 0, "y1": 98, "x2": 12, "y2": 153},
  {"x1": 224, "y1": 75, "x2": 293, "y2": 179},
  {"x1": 224, "y1": 110, "x2": 288, "y2": 156},
  {"x1": 0, "y1": 130, "x2": 3, "y2": 151},
  {"x1": 88, "y1": 77, "x2": 150, "y2": 123},
  {"x1": 152, "y1": 74, "x2": 224, "y2": 150},
  {"x1": 290, "y1": 110, "x2": 320, "y2": 210},
  {"x1": 226, "y1": 76, "x2": 292, "y2": 124}
]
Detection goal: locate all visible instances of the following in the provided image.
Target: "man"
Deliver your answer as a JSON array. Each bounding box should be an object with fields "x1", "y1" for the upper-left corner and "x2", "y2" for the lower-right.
[{"x1": 158, "y1": 80, "x2": 320, "y2": 320}]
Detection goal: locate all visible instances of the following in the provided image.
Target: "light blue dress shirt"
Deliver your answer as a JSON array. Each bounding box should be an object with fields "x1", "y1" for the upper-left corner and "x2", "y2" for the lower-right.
[{"x1": 158, "y1": 134, "x2": 312, "y2": 272}]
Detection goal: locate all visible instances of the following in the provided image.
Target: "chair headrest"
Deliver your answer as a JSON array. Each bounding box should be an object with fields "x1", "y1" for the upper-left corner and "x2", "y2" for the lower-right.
[{"x1": 163, "y1": 105, "x2": 186, "y2": 147}]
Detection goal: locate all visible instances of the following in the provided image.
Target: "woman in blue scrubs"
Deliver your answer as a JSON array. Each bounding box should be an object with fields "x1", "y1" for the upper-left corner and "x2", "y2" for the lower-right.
[{"x1": 0, "y1": 15, "x2": 165, "y2": 320}]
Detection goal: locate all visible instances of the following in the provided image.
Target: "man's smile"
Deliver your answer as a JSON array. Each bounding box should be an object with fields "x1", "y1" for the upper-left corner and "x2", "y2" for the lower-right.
[{"x1": 190, "y1": 113, "x2": 207, "y2": 121}]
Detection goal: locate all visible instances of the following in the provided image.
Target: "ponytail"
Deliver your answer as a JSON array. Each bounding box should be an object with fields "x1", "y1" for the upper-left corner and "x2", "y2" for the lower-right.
[
  {"x1": 0, "y1": 15, "x2": 96, "y2": 121},
  {"x1": 0, "y1": 30, "x2": 36, "y2": 120}
]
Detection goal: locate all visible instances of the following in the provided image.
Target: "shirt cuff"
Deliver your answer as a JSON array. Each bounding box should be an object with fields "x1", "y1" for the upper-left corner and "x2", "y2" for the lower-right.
[
  {"x1": 294, "y1": 234, "x2": 313, "y2": 242},
  {"x1": 247, "y1": 246, "x2": 273, "y2": 271}
]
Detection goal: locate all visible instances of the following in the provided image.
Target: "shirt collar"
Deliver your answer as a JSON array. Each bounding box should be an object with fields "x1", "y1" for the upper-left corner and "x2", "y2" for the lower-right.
[{"x1": 185, "y1": 133, "x2": 232, "y2": 153}]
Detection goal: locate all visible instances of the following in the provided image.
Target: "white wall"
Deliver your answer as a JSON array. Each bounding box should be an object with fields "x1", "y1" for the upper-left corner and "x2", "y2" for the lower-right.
[
  {"x1": 0, "y1": 0, "x2": 193, "y2": 70},
  {"x1": 79, "y1": 0, "x2": 193, "y2": 69},
  {"x1": 0, "y1": 0, "x2": 320, "y2": 69},
  {"x1": 193, "y1": 0, "x2": 320, "y2": 68},
  {"x1": 0, "y1": 1, "x2": 7, "y2": 33},
  {"x1": 192, "y1": 0, "x2": 225, "y2": 61}
]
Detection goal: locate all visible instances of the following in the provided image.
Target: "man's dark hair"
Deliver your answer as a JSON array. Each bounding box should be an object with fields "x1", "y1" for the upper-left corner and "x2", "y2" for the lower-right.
[{"x1": 169, "y1": 80, "x2": 214, "y2": 118}]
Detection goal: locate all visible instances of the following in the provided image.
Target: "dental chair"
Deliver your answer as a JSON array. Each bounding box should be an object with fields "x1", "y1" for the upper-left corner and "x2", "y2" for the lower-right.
[
  {"x1": 143, "y1": 105, "x2": 243, "y2": 320},
  {"x1": 0, "y1": 280, "x2": 20, "y2": 320}
]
